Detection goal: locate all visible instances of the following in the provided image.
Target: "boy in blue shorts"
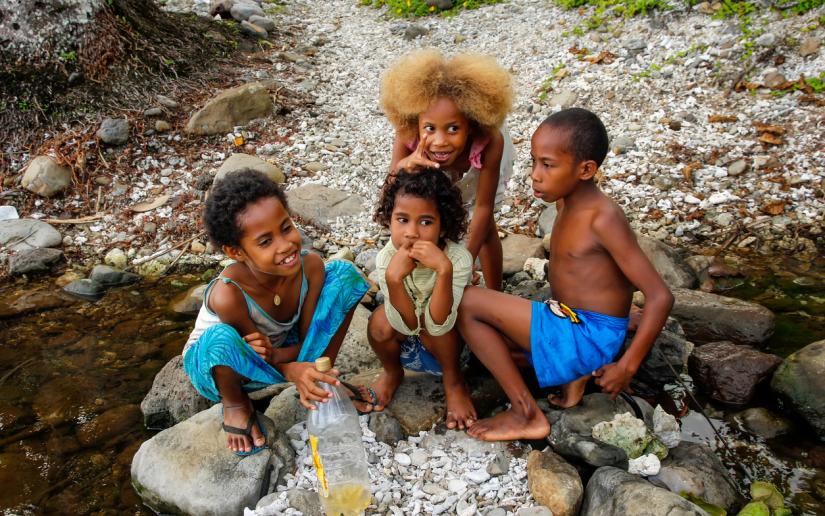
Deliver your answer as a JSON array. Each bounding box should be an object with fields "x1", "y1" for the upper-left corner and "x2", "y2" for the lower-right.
[{"x1": 457, "y1": 108, "x2": 674, "y2": 441}]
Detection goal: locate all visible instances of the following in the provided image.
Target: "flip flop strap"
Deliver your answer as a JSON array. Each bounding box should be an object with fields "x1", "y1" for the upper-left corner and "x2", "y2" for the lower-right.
[{"x1": 222, "y1": 413, "x2": 255, "y2": 436}]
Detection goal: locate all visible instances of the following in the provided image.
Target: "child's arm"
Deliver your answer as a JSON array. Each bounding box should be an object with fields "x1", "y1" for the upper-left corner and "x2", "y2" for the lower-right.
[
  {"x1": 272, "y1": 253, "x2": 340, "y2": 407},
  {"x1": 380, "y1": 245, "x2": 419, "y2": 332},
  {"x1": 409, "y1": 242, "x2": 472, "y2": 336},
  {"x1": 591, "y1": 208, "x2": 674, "y2": 398},
  {"x1": 208, "y1": 281, "x2": 274, "y2": 360},
  {"x1": 465, "y1": 131, "x2": 504, "y2": 259}
]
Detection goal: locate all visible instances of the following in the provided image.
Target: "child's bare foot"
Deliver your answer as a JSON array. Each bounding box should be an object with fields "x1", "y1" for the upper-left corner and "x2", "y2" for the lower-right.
[
  {"x1": 370, "y1": 369, "x2": 404, "y2": 411},
  {"x1": 223, "y1": 403, "x2": 265, "y2": 453},
  {"x1": 547, "y1": 375, "x2": 589, "y2": 409},
  {"x1": 467, "y1": 408, "x2": 550, "y2": 441},
  {"x1": 443, "y1": 376, "x2": 477, "y2": 430}
]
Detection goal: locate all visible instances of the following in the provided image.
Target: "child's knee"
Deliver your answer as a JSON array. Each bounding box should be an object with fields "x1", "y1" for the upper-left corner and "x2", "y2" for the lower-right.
[{"x1": 368, "y1": 307, "x2": 396, "y2": 343}]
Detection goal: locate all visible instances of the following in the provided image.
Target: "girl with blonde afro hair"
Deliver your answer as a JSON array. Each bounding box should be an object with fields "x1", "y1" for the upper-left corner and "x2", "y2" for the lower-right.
[{"x1": 380, "y1": 49, "x2": 515, "y2": 291}]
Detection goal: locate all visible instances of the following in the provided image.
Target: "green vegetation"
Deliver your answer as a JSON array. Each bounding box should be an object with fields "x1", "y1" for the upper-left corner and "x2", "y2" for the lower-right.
[
  {"x1": 774, "y1": 0, "x2": 824, "y2": 14},
  {"x1": 59, "y1": 50, "x2": 77, "y2": 62},
  {"x1": 537, "y1": 63, "x2": 566, "y2": 102},
  {"x1": 554, "y1": 0, "x2": 670, "y2": 17},
  {"x1": 359, "y1": 0, "x2": 503, "y2": 17}
]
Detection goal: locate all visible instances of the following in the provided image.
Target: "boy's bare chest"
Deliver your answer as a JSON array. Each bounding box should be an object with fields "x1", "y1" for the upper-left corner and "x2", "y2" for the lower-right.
[{"x1": 549, "y1": 212, "x2": 601, "y2": 261}]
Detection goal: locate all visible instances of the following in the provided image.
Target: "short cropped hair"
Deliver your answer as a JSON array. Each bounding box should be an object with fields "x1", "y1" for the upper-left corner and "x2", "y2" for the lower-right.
[
  {"x1": 380, "y1": 49, "x2": 513, "y2": 141},
  {"x1": 540, "y1": 108, "x2": 609, "y2": 167},
  {"x1": 375, "y1": 168, "x2": 468, "y2": 243},
  {"x1": 203, "y1": 168, "x2": 289, "y2": 249}
]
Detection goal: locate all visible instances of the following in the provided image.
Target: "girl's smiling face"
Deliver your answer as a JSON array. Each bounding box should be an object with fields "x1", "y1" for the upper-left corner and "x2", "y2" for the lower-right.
[
  {"x1": 418, "y1": 97, "x2": 471, "y2": 168},
  {"x1": 233, "y1": 196, "x2": 302, "y2": 275},
  {"x1": 389, "y1": 193, "x2": 443, "y2": 249}
]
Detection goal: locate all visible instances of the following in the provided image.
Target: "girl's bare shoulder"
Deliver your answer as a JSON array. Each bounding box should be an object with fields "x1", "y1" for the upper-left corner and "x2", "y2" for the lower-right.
[{"x1": 302, "y1": 251, "x2": 325, "y2": 283}]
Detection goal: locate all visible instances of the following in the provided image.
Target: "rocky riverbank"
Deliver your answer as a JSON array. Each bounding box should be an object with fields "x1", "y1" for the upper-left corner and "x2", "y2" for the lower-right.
[{"x1": 1, "y1": 0, "x2": 824, "y2": 514}]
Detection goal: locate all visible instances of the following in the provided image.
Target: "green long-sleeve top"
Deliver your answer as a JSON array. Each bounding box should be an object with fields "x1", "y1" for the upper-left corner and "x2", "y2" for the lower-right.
[{"x1": 375, "y1": 239, "x2": 473, "y2": 337}]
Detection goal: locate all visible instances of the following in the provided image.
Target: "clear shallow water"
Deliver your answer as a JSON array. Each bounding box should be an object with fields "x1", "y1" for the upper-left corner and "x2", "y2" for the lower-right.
[{"x1": 0, "y1": 258, "x2": 823, "y2": 514}]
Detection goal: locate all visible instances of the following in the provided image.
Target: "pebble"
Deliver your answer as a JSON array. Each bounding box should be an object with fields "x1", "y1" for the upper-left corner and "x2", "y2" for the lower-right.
[
  {"x1": 394, "y1": 452, "x2": 412, "y2": 466},
  {"x1": 448, "y1": 478, "x2": 468, "y2": 493},
  {"x1": 467, "y1": 469, "x2": 491, "y2": 484}
]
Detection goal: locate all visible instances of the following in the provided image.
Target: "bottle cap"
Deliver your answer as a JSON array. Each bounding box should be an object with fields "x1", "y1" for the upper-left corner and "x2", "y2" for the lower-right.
[{"x1": 315, "y1": 357, "x2": 332, "y2": 372}]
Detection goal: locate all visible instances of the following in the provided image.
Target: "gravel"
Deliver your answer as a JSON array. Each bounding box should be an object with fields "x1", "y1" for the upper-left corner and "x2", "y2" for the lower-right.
[{"x1": 245, "y1": 419, "x2": 536, "y2": 515}]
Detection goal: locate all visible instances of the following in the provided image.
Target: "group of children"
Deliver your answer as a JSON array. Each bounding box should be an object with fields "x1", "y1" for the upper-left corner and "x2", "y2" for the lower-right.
[{"x1": 182, "y1": 49, "x2": 674, "y2": 454}]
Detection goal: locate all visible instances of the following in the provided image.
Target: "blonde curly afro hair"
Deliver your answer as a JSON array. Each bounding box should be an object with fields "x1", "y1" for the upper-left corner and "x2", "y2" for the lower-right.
[{"x1": 380, "y1": 49, "x2": 513, "y2": 141}]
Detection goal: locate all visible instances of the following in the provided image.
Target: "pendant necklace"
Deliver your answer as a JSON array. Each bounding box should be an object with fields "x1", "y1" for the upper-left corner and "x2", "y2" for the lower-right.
[{"x1": 248, "y1": 264, "x2": 284, "y2": 306}]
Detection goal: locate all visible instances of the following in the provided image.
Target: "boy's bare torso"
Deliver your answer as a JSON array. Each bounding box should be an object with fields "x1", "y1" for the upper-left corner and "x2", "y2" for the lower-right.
[{"x1": 549, "y1": 191, "x2": 633, "y2": 318}]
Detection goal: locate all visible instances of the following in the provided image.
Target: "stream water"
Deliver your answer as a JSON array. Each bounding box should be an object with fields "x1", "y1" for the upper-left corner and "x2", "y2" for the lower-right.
[{"x1": 0, "y1": 258, "x2": 823, "y2": 515}]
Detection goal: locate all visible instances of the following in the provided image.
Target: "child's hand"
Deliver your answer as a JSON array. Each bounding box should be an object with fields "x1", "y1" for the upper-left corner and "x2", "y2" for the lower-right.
[
  {"x1": 290, "y1": 363, "x2": 339, "y2": 410},
  {"x1": 409, "y1": 241, "x2": 451, "y2": 275},
  {"x1": 244, "y1": 332, "x2": 274, "y2": 363},
  {"x1": 386, "y1": 244, "x2": 416, "y2": 283},
  {"x1": 396, "y1": 134, "x2": 439, "y2": 172},
  {"x1": 592, "y1": 362, "x2": 634, "y2": 399}
]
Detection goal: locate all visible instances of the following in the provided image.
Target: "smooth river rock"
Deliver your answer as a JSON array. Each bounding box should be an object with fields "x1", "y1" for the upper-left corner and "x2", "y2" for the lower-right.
[
  {"x1": 527, "y1": 448, "x2": 583, "y2": 516},
  {"x1": 635, "y1": 288, "x2": 774, "y2": 345},
  {"x1": 688, "y1": 341, "x2": 781, "y2": 405},
  {"x1": 286, "y1": 184, "x2": 366, "y2": 230},
  {"x1": 131, "y1": 404, "x2": 293, "y2": 515},
  {"x1": 581, "y1": 466, "x2": 708, "y2": 515},
  {"x1": 141, "y1": 356, "x2": 214, "y2": 429},
  {"x1": 654, "y1": 442, "x2": 742, "y2": 511},
  {"x1": 771, "y1": 339, "x2": 825, "y2": 439},
  {"x1": 185, "y1": 82, "x2": 274, "y2": 135},
  {"x1": 637, "y1": 236, "x2": 697, "y2": 289},
  {"x1": 0, "y1": 219, "x2": 62, "y2": 251}
]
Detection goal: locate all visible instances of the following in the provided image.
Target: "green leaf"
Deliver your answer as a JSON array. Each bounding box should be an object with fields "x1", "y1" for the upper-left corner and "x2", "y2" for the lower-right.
[
  {"x1": 736, "y1": 501, "x2": 770, "y2": 516},
  {"x1": 750, "y1": 481, "x2": 784, "y2": 509}
]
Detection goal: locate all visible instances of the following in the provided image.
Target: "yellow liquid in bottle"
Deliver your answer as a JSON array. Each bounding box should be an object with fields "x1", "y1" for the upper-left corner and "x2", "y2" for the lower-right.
[{"x1": 320, "y1": 483, "x2": 371, "y2": 516}]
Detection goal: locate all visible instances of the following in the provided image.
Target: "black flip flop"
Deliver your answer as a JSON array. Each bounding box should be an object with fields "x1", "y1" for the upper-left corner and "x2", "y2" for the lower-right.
[
  {"x1": 222, "y1": 410, "x2": 268, "y2": 456},
  {"x1": 339, "y1": 380, "x2": 379, "y2": 415}
]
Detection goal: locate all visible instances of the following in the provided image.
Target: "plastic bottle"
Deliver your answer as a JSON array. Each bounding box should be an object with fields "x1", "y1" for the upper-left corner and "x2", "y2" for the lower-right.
[{"x1": 307, "y1": 357, "x2": 371, "y2": 516}]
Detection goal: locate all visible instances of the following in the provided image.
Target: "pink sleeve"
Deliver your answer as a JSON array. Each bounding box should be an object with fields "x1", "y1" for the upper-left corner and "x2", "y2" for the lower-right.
[{"x1": 468, "y1": 136, "x2": 490, "y2": 170}]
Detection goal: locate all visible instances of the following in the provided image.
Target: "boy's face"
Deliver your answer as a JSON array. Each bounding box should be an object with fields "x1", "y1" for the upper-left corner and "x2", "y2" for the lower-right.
[
  {"x1": 228, "y1": 196, "x2": 302, "y2": 276},
  {"x1": 418, "y1": 97, "x2": 471, "y2": 168},
  {"x1": 530, "y1": 125, "x2": 593, "y2": 202},
  {"x1": 389, "y1": 193, "x2": 443, "y2": 249}
]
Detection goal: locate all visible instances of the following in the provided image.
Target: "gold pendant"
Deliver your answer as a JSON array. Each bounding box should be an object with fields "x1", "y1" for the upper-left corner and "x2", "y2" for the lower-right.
[{"x1": 273, "y1": 294, "x2": 281, "y2": 306}]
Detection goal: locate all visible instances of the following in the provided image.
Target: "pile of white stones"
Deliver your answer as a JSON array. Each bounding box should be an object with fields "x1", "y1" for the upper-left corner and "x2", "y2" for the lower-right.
[{"x1": 249, "y1": 418, "x2": 537, "y2": 516}]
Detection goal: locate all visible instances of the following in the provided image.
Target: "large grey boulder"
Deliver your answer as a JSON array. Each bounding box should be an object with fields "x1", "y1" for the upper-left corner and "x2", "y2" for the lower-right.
[
  {"x1": 501, "y1": 233, "x2": 545, "y2": 276},
  {"x1": 346, "y1": 369, "x2": 507, "y2": 436},
  {"x1": 214, "y1": 153, "x2": 284, "y2": 185},
  {"x1": 185, "y1": 82, "x2": 274, "y2": 135},
  {"x1": 264, "y1": 384, "x2": 308, "y2": 436},
  {"x1": 229, "y1": 0, "x2": 265, "y2": 21},
  {"x1": 626, "y1": 318, "x2": 693, "y2": 398},
  {"x1": 0, "y1": 219, "x2": 62, "y2": 251},
  {"x1": 771, "y1": 339, "x2": 825, "y2": 439},
  {"x1": 688, "y1": 341, "x2": 781, "y2": 405},
  {"x1": 635, "y1": 288, "x2": 774, "y2": 345},
  {"x1": 21, "y1": 156, "x2": 73, "y2": 197},
  {"x1": 286, "y1": 184, "x2": 366, "y2": 230},
  {"x1": 336, "y1": 304, "x2": 381, "y2": 377},
  {"x1": 9, "y1": 248, "x2": 63, "y2": 276},
  {"x1": 168, "y1": 283, "x2": 207, "y2": 316},
  {"x1": 547, "y1": 394, "x2": 653, "y2": 468},
  {"x1": 637, "y1": 236, "x2": 697, "y2": 289},
  {"x1": 651, "y1": 442, "x2": 742, "y2": 511},
  {"x1": 131, "y1": 404, "x2": 292, "y2": 515},
  {"x1": 140, "y1": 356, "x2": 214, "y2": 429},
  {"x1": 581, "y1": 467, "x2": 707, "y2": 515}
]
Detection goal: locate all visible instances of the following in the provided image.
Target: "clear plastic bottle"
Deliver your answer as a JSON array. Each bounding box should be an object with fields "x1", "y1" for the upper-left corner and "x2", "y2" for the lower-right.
[{"x1": 307, "y1": 357, "x2": 371, "y2": 516}]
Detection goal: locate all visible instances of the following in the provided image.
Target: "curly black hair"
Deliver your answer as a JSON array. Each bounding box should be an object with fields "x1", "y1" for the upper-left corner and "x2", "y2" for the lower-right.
[
  {"x1": 375, "y1": 168, "x2": 468, "y2": 243},
  {"x1": 203, "y1": 168, "x2": 289, "y2": 249}
]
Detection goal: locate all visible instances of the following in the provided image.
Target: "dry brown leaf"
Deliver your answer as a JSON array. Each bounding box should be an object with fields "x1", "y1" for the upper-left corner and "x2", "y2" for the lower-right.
[
  {"x1": 568, "y1": 45, "x2": 589, "y2": 56},
  {"x1": 585, "y1": 51, "x2": 616, "y2": 64},
  {"x1": 735, "y1": 81, "x2": 760, "y2": 91},
  {"x1": 647, "y1": 209, "x2": 664, "y2": 220},
  {"x1": 686, "y1": 210, "x2": 706, "y2": 221},
  {"x1": 707, "y1": 115, "x2": 738, "y2": 123},
  {"x1": 753, "y1": 122, "x2": 786, "y2": 135},
  {"x1": 682, "y1": 161, "x2": 702, "y2": 183},
  {"x1": 761, "y1": 200, "x2": 786, "y2": 215},
  {"x1": 758, "y1": 134, "x2": 785, "y2": 146},
  {"x1": 130, "y1": 194, "x2": 170, "y2": 213}
]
